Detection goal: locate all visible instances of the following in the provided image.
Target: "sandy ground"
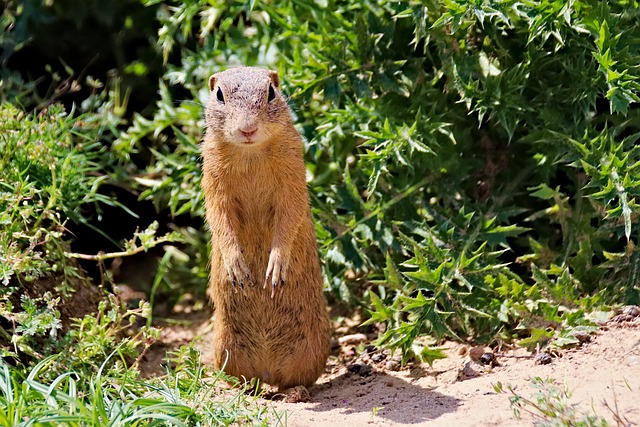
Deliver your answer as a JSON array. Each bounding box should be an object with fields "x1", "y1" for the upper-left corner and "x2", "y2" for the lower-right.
[{"x1": 141, "y1": 308, "x2": 640, "y2": 426}]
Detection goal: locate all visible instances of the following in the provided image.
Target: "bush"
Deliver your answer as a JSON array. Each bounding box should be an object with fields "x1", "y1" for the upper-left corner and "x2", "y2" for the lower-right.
[
  {"x1": 0, "y1": 103, "x2": 112, "y2": 357},
  {"x1": 118, "y1": 0, "x2": 640, "y2": 359},
  {"x1": 0, "y1": 102, "x2": 173, "y2": 364}
]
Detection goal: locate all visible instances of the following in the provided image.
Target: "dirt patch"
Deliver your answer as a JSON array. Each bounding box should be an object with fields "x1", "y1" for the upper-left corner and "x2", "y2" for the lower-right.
[
  {"x1": 277, "y1": 320, "x2": 639, "y2": 426},
  {"x1": 138, "y1": 308, "x2": 214, "y2": 378},
  {"x1": 141, "y1": 310, "x2": 640, "y2": 426}
]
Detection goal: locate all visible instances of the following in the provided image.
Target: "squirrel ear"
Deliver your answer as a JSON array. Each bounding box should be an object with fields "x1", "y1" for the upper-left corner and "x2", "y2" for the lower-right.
[
  {"x1": 208, "y1": 75, "x2": 217, "y2": 92},
  {"x1": 268, "y1": 70, "x2": 280, "y2": 88}
]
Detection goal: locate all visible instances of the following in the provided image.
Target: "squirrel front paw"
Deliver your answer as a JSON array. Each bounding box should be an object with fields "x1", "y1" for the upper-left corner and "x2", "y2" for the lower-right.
[
  {"x1": 223, "y1": 250, "x2": 253, "y2": 290},
  {"x1": 264, "y1": 247, "x2": 290, "y2": 298}
]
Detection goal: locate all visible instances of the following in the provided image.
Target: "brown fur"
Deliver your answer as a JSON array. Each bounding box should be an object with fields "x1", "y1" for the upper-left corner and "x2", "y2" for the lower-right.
[{"x1": 201, "y1": 66, "x2": 331, "y2": 388}]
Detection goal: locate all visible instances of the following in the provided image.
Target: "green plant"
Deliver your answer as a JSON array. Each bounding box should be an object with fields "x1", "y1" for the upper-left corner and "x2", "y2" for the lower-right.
[
  {"x1": 119, "y1": 0, "x2": 640, "y2": 360},
  {"x1": 494, "y1": 377, "x2": 632, "y2": 426},
  {"x1": 0, "y1": 102, "x2": 180, "y2": 361}
]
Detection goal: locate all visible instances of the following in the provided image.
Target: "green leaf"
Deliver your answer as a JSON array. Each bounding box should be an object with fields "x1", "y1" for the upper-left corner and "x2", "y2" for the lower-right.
[
  {"x1": 416, "y1": 345, "x2": 447, "y2": 366},
  {"x1": 518, "y1": 328, "x2": 555, "y2": 352},
  {"x1": 529, "y1": 184, "x2": 560, "y2": 200}
]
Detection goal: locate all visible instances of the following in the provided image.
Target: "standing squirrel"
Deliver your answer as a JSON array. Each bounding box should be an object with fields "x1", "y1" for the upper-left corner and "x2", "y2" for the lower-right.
[{"x1": 201, "y1": 66, "x2": 331, "y2": 389}]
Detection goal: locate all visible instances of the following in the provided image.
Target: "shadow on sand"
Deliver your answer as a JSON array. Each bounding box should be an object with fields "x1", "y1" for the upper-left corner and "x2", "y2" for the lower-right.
[{"x1": 303, "y1": 368, "x2": 461, "y2": 424}]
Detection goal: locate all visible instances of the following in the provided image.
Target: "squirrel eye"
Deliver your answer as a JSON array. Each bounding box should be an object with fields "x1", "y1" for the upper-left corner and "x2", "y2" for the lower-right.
[
  {"x1": 216, "y1": 87, "x2": 225, "y2": 103},
  {"x1": 268, "y1": 85, "x2": 276, "y2": 102}
]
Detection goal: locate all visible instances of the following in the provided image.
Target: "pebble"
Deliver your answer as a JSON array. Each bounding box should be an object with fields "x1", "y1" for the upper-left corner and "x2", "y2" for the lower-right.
[
  {"x1": 371, "y1": 353, "x2": 387, "y2": 363},
  {"x1": 479, "y1": 352, "x2": 496, "y2": 366},
  {"x1": 364, "y1": 345, "x2": 377, "y2": 353},
  {"x1": 535, "y1": 353, "x2": 552, "y2": 365},
  {"x1": 386, "y1": 359, "x2": 401, "y2": 371},
  {"x1": 574, "y1": 331, "x2": 592, "y2": 343},
  {"x1": 627, "y1": 356, "x2": 640, "y2": 367},
  {"x1": 459, "y1": 361, "x2": 482, "y2": 379},
  {"x1": 610, "y1": 305, "x2": 640, "y2": 323},
  {"x1": 347, "y1": 363, "x2": 373, "y2": 377},
  {"x1": 469, "y1": 346, "x2": 486, "y2": 361},
  {"x1": 338, "y1": 333, "x2": 368, "y2": 345},
  {"x1": 283, "y1": 385, "x2": 310, "y2": 403}
]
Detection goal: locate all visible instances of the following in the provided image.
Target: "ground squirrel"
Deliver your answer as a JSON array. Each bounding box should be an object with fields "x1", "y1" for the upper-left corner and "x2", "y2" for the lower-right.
[{"x1": 201, "y1": 66, "x2": 331, "y2": 388}]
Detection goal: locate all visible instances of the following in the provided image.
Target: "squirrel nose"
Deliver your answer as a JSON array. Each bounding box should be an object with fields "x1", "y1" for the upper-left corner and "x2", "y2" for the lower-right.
[{"x1": 240, "y1": 124, "x2": 258, "y2": 138}]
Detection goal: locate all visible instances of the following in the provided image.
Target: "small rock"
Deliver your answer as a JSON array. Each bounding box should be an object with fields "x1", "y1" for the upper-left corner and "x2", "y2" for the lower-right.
[
  {"x1": 339, "y1": 333, "x2": 368, "y2": 345},
  {"x1": 385, "y1": 359, "x2": 401, "y2": 371},
  {"x1": 479, "y1": 352, "x2": 496, "y2": 366},
  {"x1": 611, "y1": 314, "x2": 634, "y2": 323},
  {"x1": 627, "y1": 356, "x2": 640, "y2": 367},
  {"x1": 535, "y1": 352, "x2": 552, "y2": 365},
  {"x1": 574, "y1": 331, "x2": 592, "y2": 343},
  {"x1": 364, "y1": 344, "x2": 377, "y2": 353},
  {"x1": 347, "y1": 363, "x2": 372, "y2": 377},
  {"x1": 469, "y1": 346, "x2": 486, "y2": 361},
  {"x1": 283, "y1": 385, "x2": 311, "y2": 403},
  {"x1": 371, "y1": 353, "x2": 387, "y2": 363},
  {"x1": 347, "y1": 363, "x2": 362, "y2": 373},
  {"x1": 610, "y1": 306, "x2": 640, "y2": 323},
  {"x1": 360, "y1": 365, "x2": 373, "y2": 376},
  {"x1": 458, "y1": 361, "x2": 482, "y2": 379}
]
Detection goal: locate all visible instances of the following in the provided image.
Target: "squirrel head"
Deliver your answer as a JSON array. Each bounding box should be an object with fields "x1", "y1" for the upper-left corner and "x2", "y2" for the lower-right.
[{"x1": 205, "y1": 67, "x2": 293, "y2": 148}]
